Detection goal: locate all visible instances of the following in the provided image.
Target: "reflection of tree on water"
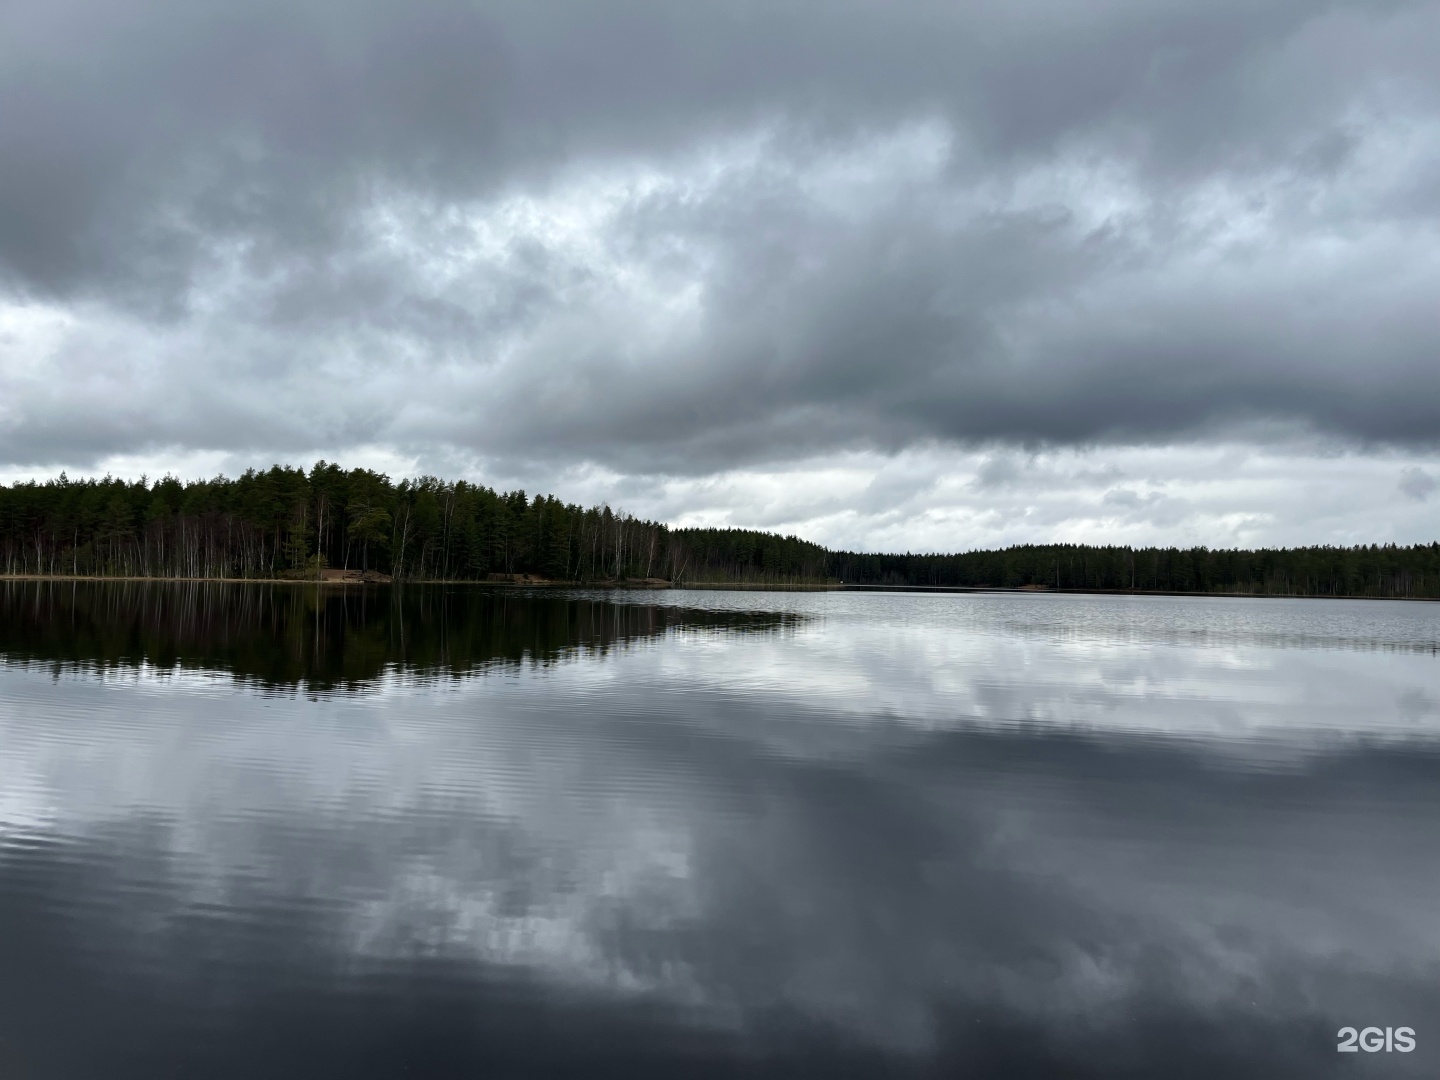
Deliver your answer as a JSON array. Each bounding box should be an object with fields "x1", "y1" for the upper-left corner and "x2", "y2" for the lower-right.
[{"x1": 0, "y1": 581, "x2": 803, "y2": 691}]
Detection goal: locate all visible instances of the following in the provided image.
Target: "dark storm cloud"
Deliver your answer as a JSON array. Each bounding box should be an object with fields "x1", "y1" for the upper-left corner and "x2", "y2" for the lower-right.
[{"x1": 1, "y1": 0, "x2": 1438, "y2": 471}]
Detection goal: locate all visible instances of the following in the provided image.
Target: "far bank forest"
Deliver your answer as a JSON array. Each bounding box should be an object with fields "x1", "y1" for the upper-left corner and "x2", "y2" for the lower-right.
[{"x1": 1, "y1": 464, "x2": 1437, "y2": 599}]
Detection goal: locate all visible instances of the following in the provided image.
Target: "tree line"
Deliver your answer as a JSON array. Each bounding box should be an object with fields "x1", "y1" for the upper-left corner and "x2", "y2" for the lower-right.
[
  {"x1": 0, "y1": 464, "x2": 824, "y2": 585},
  {"x1": 829, "y1": 543, "x2": 1440, "y2": 598},
  {"x1": 0, "y1": 464, "x2": 1436, "y2": 597}
]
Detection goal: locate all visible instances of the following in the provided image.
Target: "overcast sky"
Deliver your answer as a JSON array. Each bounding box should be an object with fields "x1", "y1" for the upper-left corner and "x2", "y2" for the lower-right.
[{"x1": 2, "y1": 0, "x2": 1438, "y2": 550}]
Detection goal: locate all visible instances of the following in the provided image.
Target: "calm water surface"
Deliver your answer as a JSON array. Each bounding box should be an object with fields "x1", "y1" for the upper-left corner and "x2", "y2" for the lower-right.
[{"x1": 1, "y1": 581, "x2": 1438, "y2": 1078}]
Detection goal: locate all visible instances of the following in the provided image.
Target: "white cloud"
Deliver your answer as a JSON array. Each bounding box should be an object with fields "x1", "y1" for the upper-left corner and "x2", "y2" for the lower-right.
[
  {"x1": 4, "y1": 1, "x2": 1440, "y2": 548},
  {"x1": 468, "y1": 442, "x2": 1440, "y2": 552}
]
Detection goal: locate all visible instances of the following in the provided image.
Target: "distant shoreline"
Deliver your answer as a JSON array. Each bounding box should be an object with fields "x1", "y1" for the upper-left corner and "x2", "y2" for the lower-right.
[
  {"x1": 3, "y1": 574, "x2": 1437, "y2": 602},
  {"x1": 836, "y1": 583, "x2": 1440, "y2": 602},
  {"x1": 6, "y1": 466, "x2": 1436, "y2": 599}
]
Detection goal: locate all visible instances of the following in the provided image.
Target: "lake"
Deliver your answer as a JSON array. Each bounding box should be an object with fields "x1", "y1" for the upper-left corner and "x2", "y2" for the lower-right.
[{"x1": 1, "y1": 580, "x2": 1437, "y2": 1078}]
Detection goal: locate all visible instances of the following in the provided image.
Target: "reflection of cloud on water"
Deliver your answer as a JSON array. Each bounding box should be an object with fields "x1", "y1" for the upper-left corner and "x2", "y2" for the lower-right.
[
  {"x1": 1397, "y1": 687, "x2": 1440, "y2": 722},
  {"x1": 647, "y1": 613, "x2": 1440, "y2": 756},
  {"x1": 1, "y1": 608, "x2": 1440, "y2": 1073},
  {"x1": 636, "y1": 590, "x2": 1440, "y2": 654},
  {"x1": 0, "y1": 668, "x2": 723, "y2": 1012}
]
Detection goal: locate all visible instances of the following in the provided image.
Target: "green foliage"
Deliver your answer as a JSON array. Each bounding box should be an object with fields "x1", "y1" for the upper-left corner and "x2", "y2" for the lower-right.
[
  {"x1": 0, "y1": 464, "x2": 741, "y2": 584},
  {"x1": 826, "y1": 542, "x2": 1440, "y2": 598},
  {"x1": 665, "y1": 528, "x2": 828, "y2": 584},
  {"x1": 0, "y1": 465, "x2": 1436, "y2": 596}
]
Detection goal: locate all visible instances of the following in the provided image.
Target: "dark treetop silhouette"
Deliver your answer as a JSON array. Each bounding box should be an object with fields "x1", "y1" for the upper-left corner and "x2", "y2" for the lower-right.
[{"x1": 2, "y1": 463, "x2": 1437, "y2": 597}]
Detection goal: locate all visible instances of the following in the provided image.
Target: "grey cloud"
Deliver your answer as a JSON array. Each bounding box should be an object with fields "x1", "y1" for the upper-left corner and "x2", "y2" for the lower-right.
[
  {"x1": 2, "y1": 0, "x2": 1439, "y2": 475},
  {"x1": 1102, "y1": 488, "x2": 1194, "y2": 529},
  {"x1": 1399, "y1": 466, "x2": 1438, "y2": 501},
  {"x1": 973, "y1": 455, "x2": 1026, "y2": 490}
]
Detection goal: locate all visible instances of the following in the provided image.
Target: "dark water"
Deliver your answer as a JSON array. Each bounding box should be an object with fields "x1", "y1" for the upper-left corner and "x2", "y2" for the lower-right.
[{"x1": 2, "y1": 581, "x2": 1439, "y2": 1078}]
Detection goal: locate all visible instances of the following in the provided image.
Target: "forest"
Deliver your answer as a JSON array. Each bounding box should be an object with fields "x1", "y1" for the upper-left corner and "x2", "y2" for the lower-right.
[{"x1": 0, "y1": 464, "x2": 1437, "y2": 598}]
